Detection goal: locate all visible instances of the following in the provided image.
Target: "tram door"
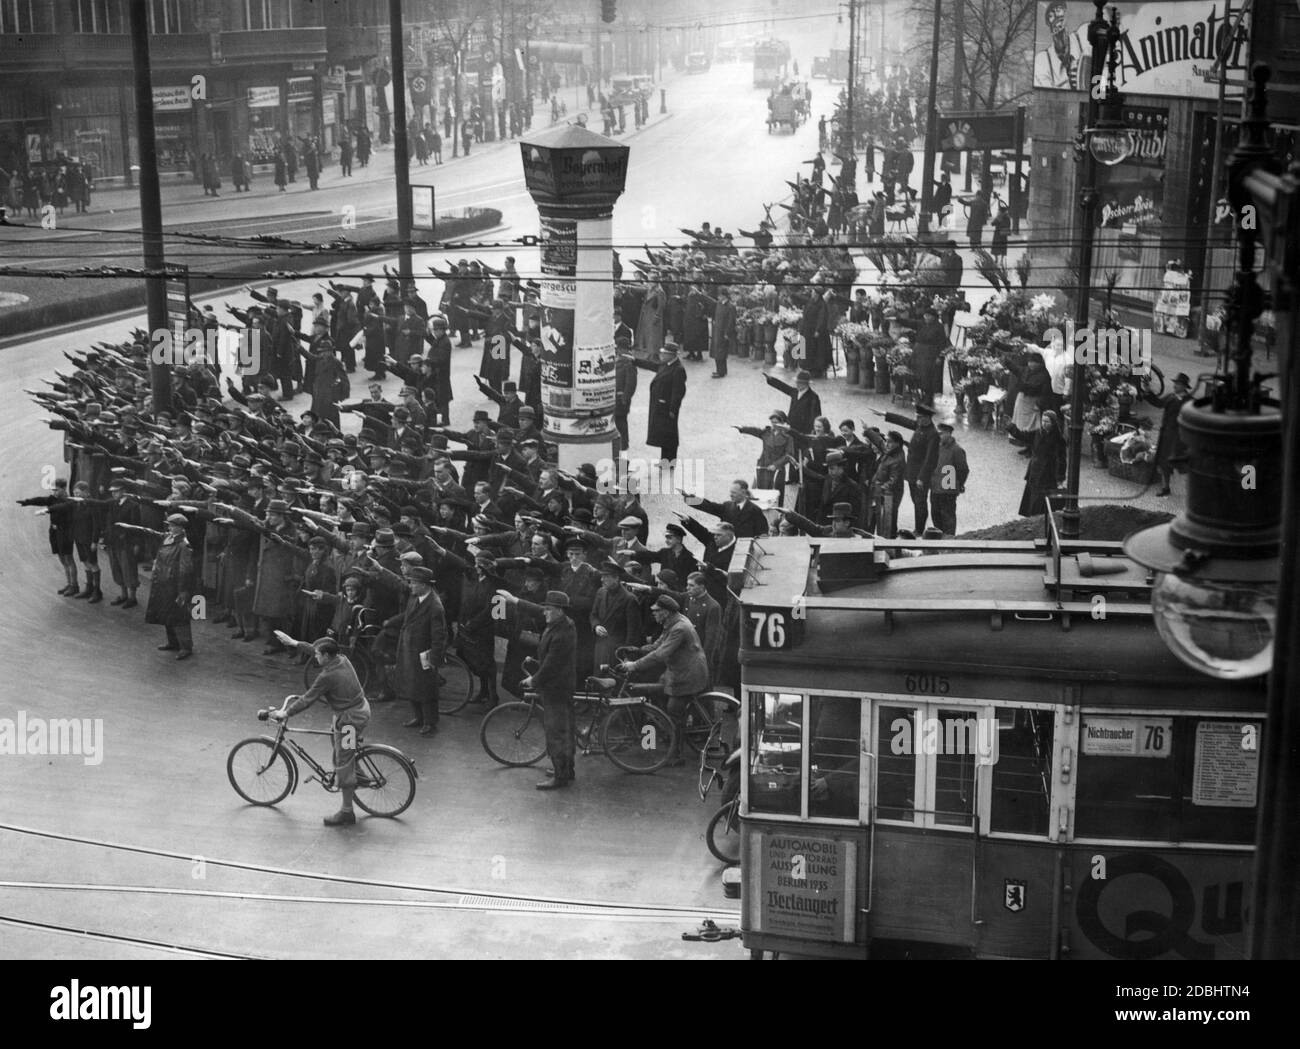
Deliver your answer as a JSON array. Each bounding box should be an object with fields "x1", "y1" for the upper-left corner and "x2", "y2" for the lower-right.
[
  {"x1": 868, "y1": 698, "x2": 1062, "y2": 956},
  {"x1": 868, "y1": 701, "x2": 989, "y2": 947}
]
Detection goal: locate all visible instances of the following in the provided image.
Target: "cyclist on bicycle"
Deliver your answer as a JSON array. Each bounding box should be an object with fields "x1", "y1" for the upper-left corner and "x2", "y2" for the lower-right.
[
  {"x1": 618, "y1": 594, "x2": 709, "y2": 766},
  {"x1": 269, "y1": 633, "x2": 371, "y2": 826}
]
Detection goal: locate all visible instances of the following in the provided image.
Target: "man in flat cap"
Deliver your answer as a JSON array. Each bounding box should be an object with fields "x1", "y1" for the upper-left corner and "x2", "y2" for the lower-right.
[
  {"x1": 269, "y1": 635, "x2": 371, "y2": 826},
  {"x1": 590, "y1": 559, "x2": 642, "y2": 672},
  {"x1": 619, "y1": 593, "x2": 710, "y2": 765},
  {"x1": 871, "y1": 400, "x2": 939, "y2": 534},
  {"x1": 927, "y1": 419, "x2": 969, "y2": 536},
  {"x1": 147, "y1": 513, "x2": 196, "y2": 659}
]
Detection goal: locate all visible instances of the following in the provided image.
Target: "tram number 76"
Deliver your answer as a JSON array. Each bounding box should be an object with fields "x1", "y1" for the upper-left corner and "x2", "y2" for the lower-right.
[{"x1": 748, "y1": 610, "x2": 791, "y2": 650}]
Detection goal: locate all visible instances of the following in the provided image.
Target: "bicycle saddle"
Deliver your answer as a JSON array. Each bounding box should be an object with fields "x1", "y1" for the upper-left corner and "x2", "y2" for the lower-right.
[{"x1": 586, "y1": 676, "x2": 617, "y2": 692}]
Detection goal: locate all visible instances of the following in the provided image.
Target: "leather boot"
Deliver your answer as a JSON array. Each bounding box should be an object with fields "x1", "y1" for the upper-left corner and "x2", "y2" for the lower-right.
[
  {"x1": 74, "y1": 580, "x2": 94, "y2": 599},
  {"x1": 87, "y1": 576, "x2": 103, "y2": 604}
]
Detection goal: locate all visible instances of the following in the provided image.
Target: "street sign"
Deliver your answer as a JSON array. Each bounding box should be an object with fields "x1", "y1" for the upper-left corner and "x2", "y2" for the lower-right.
[
  {"x1": 938, "y1": 111, "x2": 1017, "y2": 152},
  {"x1": 411, "y1": 185, "x2": 436, "y2": 232},
  {"x1": 165, "y1": 266, "x2": 190, "y2": 332}
]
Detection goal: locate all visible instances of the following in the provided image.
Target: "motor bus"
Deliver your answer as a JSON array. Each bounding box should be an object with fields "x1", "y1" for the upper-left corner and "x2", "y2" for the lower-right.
[
  {"x1": 686, "y1": 52, "x2": 712, "y2": 74},
  {"x1": 753, "y1": 40, "x2": 791, "y2": 89},
  {"x1": 728, "y1": 523, "x2": 1265, "y2": 960}
]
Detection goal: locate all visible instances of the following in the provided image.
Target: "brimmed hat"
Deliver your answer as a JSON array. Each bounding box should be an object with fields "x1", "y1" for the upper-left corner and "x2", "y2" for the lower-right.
[
  {"x1": 308, "y1": 535, "x2": 329, "y2": 548},
  {"x1": 407, "y1": 566, "x2": 435, "y2": 583},
  {"x1": 518, "y1": 405, "x2": 536, "y2": 418},
  {"x1": 495, "y1": 428, "x2": 515, "y2": 442},
  {"x1": 373, "y1": 528, "x2": 396, "y2": 547},
  {"x1": 165, "y1": 512, "x2": 188, "y2": 525},
  {"x1": 914, "y1": 401, "x2": 935, "y2": 415},
  {"x1": 563, "y1": 537, "x2": 588, "y2": 553},
  {"x1": 598, "y1": 559, "x2": 622, "y2": 576},
  {"x1": 503, "y1": 381, "x2": 518, "y2": 393},
  {"x1": 543, "y1": 590, "x2": 570, "y2": 608},
  {"x1": 1173, "y1": 372, "x2": 1191, "y2": 388},
  {"x1": 349, "y1": 521, "x2": 373, "y2": 539},
  {"x1": 267, "y1": 499, "x2": 290, "y2": 514},
  {"x1": 619, "y1": 515, "x2": 641, "y2": 529},
  {"x1": 472, "y1": 410, "x2": 491, "y2": 423},
  {"x1": 795, "y1": 369, "x2": 812, "y2": 382},
  {"x1": 825, "y1": 450, "x2": 846, "y2": 466},
  {"x1": 831, "y1": 502, "x2": 854, "y2": 519}
]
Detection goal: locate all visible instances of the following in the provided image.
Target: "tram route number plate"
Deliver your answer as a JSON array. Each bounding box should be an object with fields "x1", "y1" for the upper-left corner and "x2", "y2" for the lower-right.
[{"x1": 745, "y1": 608, "x2": 803, "y2": 650}]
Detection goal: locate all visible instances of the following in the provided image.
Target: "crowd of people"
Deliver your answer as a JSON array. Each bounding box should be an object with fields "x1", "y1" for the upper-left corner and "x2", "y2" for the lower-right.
[{"x1": 3, "y1": 159, "x2": 94, "y2": 218}]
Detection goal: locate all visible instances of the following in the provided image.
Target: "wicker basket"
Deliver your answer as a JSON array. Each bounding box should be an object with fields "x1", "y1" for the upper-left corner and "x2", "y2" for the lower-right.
[{"x1": 1105, "y1": 429, "x2": 1156, "y2": 484}]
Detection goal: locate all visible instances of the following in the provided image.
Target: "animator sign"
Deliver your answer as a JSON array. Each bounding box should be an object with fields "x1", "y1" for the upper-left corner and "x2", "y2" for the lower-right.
[
  {"x1": 756, "y1": 834, "x2": 855, "y2": 943},
  {"x1": 1033, "y1": 2, "x2": 1250, "y2": 99}
]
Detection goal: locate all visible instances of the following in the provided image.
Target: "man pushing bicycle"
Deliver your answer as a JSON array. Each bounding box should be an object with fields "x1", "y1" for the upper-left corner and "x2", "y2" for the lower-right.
[{"x1": 269, "y1": 633, "x2": 371, "y2": 826}]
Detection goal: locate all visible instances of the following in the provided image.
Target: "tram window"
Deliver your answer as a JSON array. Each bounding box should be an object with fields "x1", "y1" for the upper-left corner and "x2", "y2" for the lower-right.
[
  {"x1": 933, "y1": 708, "x2": 978, "y2": 828},
  {"x1": 876, "y1": 706, "x2": 916, "y2": 822},
  {"x1": 989, "y1": 708, "x2": 1053, "y2": 836},
  {"x1": 748, "y1": 692, "x2": 803, "y2": 816},
  {"x1": 808, "y1": 696, "x2": 860, "y2": 820}
]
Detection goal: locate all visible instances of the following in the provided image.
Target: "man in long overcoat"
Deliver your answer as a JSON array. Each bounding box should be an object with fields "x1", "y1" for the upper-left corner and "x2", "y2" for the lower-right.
[
  {"x1": 635, "y1": 343, "x2": 687, "y2": 464},
  {"x1": 517, "y1": 590, "x2": 577, "y2": 789},
  {"x1": 146, "y1": 513, "x2": 196, "y2": 658},
  {"x1": 391, "y1": 566, "x2": 447, "y2": 736}
]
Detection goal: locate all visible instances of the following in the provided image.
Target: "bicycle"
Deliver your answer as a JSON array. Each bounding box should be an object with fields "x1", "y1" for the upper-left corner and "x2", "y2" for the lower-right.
[
  {"x1": 479, "y1": 661, "x2": 677, "y2": 774},
  {"x1": 609, "y1": 646, "x2": 738, "y2": 757},
  {"x1": 227, "y1": 708, "x2": 418, "y2": 817},
  {"x1": 698, "y1": 697, "x2": 743, "y2": 865},
  {"x1": 321, "y1": 636, "x2": 476, "y2": 715},
  {"x1": 302, "y1": 607, "x2": 381, "y2": 692}
]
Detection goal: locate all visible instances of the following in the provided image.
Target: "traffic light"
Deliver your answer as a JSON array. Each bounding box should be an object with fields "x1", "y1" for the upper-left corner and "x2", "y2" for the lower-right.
[{"x1": 601, "y1": 0, "x2": 616, "y2": 24}]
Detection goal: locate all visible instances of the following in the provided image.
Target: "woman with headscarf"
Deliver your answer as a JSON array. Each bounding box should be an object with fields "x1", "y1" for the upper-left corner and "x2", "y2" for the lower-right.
[
  {"x1": 1008, "y1": 351, "x2": 1052, "y2": 452},
  {"x1": 1018, "y1": 409, "x2": 1067, "y2": 518}
]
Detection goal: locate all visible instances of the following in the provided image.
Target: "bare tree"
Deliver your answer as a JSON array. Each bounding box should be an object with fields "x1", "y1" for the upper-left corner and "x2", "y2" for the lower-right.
[
  {"x1": 906, "y1": 0, "x2": 1036, "y2": 111},
  {"x1": 431, "y1": 0, "x2": 485, "y2": 158}
]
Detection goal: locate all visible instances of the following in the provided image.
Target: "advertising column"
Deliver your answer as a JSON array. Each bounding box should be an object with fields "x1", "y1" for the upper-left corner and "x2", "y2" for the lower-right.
[{"x1": 520, "y1": 125, "x2": 628, "y2": 473}]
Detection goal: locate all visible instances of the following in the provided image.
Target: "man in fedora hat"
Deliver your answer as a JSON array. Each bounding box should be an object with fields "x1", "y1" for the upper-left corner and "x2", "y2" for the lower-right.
[
  {"x1": 507, "y1": 588, "x2": 577, "y2": 788},
  {"x1": 390, "y1": 565, "x2": 446, "y2": 736},
  {"x1": 781, "y1": 501, "x2": 867, "y2": 539},
  {"x1": 147, "y1": 512, "x2": 196, "y2": 659},
  {"x1": 764, "y1": 370, "x2": 822, "y2": 436},
  {"x1": 634, "y1": 340, "x2": 688, "y2": 468},
  {"x1": 928, "y1": 419, "x2": 969, "y2": 536},
  {"x1": 1143, "y1": 371, "x2": 1194, "y2": 497}
]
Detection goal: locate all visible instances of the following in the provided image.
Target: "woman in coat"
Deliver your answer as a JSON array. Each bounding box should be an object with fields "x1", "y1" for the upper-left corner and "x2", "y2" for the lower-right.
[
  {"x1": 682, "y1": 282, "x2": 711, "y2": 361},
  {"x1": 274, "y1": 152, "x2": 288, "y2": 192},
  {"x1": 991, "y1": 203, "x2": 1011, "y2": 262},
  {"x1": 634, "y1": 275, "x2": 666, "y2": 357},
  {"x1": 360, "y1": 305, "x2": 387, "y2": 379},
  {"x1": 308, "y1": 341, "x2": 349, "y2": 428},
  {"x1": 1008, "y1": 352, "x2": 1052, "y2": 448},
  {"x1": 1018, "y1": 410, "x2": 1067, "y2": 517},
  {"x1": 736, "y1": 410, "x2": 795, "y2": 490}
]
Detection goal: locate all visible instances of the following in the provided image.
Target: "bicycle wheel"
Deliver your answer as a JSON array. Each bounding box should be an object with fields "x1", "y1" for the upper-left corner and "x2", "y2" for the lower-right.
[
  {"x1": 480, "y1": 701, "x2": 548, "y2": 767},
  {"x1": 706, "y1": 802, "x2": 741, "y2": 865},
  {"x1": 227, "y1": 738, "x2": 294, "y2": 807},
  {"x1": 437, "y1": 654, "x2": 475, "y2": 714},
  {"x1": 353, "y1": 745, "x2": 417, "y2": 817},
  {"x1": 603, "y1": 702, "x2": 675, "y2": 774},
  {"x1": 683, "y1": 693, "x2": 741, "y2": 755}
]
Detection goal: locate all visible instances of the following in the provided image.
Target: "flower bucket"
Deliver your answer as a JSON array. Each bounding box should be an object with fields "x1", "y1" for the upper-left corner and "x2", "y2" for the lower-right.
[{"x1": 844, "y1": 343, "x2": 860, "y2": 385}]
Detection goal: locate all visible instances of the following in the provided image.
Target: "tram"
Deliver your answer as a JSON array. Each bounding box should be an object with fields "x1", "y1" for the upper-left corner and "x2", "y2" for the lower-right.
[
  {"x1": 753, "y1": 40, "x2": 791, "y2": 89},
  {"x1": 728, "y1": 525, "x2": 1265, "y2": 960}
]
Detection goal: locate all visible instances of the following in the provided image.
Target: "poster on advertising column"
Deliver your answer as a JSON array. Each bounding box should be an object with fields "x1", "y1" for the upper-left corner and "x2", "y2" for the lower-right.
[
  {"x1": 572, "y1": 215, "x2": 617, "y2": 414},
  {"x1": 539, "y1": 215, "x2": 577, "y2": 411},
  {"x1": 756, "y1": 833, "x2": 855, "y2": 943}
]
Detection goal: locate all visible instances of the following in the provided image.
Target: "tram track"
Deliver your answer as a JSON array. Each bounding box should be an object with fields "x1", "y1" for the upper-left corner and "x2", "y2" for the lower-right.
[{"x1": 0, "y1": 822, "x2": 742, "y2": 925}]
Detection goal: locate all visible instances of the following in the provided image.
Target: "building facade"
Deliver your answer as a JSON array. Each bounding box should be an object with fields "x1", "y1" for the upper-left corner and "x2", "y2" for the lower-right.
[
  {"x1": 0, "y1": 0, "x2": 391, "y2": 181},
  {"x1": 1023, "y1": 0, "x2": 1296, "y2": 321}
]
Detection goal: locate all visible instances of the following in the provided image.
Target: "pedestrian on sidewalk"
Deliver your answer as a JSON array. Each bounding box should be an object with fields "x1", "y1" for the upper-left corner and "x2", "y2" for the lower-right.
[
  {"x1": 339, "y1": 135, "x2": 352, "y2": 177},
  {"x1": 304, "y1": 142, "x2": 320, "y2": 189},
  {"x1": 443, "y1": 105, "x2": 453, "y2": 141},
  {"x1": 991, "y1": 200, "x2": 1011, "y2": 263},
  {"x1": 284, "y1": 139, "x2": 298, "y2": 182},
  {"x1": 967, "y1": 188, "x2": 989, "y2": 250},
  {"x1": 274, "y1": 151, "x2": 287, "y2": 192},
  {"x1": 231, "y1": 152, "x2": 250, "y2": 192},
  {"x1": 200, "y1": 153, "x2": 220, "y2": 196},
  {"x1": 462, "y1": 119, "x2": 473, "y2": 156},
  {"x1": 430, "y1": 128, "x2": 442, "y2": 164},
  {"x1": 356, "y1": 127, "x2": 371, "y2": 168}
]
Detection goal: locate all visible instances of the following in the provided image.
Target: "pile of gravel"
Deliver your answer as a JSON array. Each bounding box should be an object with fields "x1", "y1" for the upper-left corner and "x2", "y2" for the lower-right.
[{"x1": 957, "y1": 505, "x2": 1174, "y2": 543}]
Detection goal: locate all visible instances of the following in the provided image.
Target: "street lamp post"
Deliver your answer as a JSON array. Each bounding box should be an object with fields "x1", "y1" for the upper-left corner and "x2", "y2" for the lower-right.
[
  {"x1": 918, "y1": 0, "x2": 942, "y2": 236},
  {"x1": 388, "y1": 0, "x2": 415, "y2": 287},
  {"x1": 1062, "y1": 1, "x2": 1130, "y2": 540}
]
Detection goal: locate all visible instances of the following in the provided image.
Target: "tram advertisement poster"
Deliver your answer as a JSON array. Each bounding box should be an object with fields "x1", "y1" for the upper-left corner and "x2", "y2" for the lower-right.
[
  {"x1": 757, "y1": 833, "x2": 855, "y2": 943},
  {"x1": 1192, "y1": 720, "x2": 1259, "y2": 807},
  {"x1": 539, "y1": 216, "x2": 577, "y2": 399}
]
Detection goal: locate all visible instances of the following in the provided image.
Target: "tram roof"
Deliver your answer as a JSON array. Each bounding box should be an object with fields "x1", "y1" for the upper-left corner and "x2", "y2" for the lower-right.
[{"x1": 730, "y1": 535, "x2": 1160, "y2": 617}]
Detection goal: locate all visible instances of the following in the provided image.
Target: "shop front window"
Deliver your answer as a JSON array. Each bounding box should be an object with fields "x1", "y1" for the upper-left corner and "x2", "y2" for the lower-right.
[
  {"x1": 5, "y1": 0, "x2": 54, "y2": 33},
  {"x1": 807, "y1": 696, "x2": 860, "y2": 820},
  {"x1": 748, "y1": 692, "x2": 802, "y2": 816}
]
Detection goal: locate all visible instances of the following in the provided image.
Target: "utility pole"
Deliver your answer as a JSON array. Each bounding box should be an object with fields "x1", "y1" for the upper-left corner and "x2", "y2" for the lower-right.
[
  {"x1": 389, "y1": 0, "x2": 414, "y2": 287},
  {"x1": 128, "y1": 0, "x2": 171, "y2": 415},
  {"x1": 918, "y1": 0, "x2": 942, "y2": 236}
]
